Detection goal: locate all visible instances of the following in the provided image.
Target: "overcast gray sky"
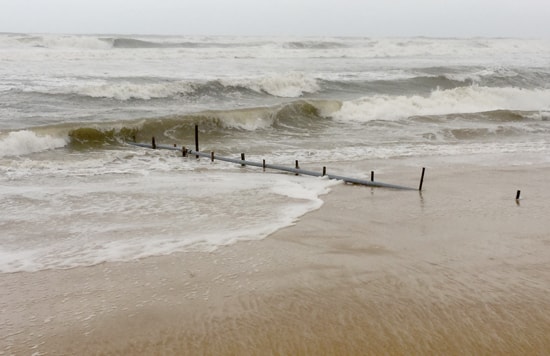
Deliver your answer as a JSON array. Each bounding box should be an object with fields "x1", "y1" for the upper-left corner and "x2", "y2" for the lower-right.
[{"x1": 1, "y1": 0, "x2": 549, "y2": 37}]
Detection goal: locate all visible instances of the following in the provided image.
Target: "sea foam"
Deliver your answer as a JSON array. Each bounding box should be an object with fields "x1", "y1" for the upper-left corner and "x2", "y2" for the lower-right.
[{"x1": 0, "y1": 164, "x2": 337, "y2": 273}]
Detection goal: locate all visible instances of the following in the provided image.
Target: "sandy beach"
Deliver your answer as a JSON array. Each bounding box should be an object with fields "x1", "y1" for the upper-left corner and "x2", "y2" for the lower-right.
[{"x1": 2, "y1": 160, "x2": 550, "y2": 355}]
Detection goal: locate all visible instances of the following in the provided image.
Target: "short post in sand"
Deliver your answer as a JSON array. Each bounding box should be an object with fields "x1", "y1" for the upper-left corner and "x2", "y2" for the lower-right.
[
  {"x1": 194, "y1": 124, "x2": 199, "y2": 159},
  {"x1": 419, "y1": 167, "x2": 426, "y2": 191}
]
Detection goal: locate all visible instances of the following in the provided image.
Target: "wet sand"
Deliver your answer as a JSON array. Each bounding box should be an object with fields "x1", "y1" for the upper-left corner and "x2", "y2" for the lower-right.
[{"x1": 2, "y1": 161, "x2": 550, "y2": 355}]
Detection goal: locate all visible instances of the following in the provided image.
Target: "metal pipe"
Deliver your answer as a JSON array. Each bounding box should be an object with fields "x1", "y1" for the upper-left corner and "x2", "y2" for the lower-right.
[
  {"x1": 187, "y1": 149, "x2": 414, "y2": 189},
  {"x1": 126, "y1": 142, "x2": 415, "y2": 190}
]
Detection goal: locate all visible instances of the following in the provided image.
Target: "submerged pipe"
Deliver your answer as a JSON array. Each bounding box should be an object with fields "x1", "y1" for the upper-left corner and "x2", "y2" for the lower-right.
[{"x1": 126, "y1": 141, "x2": 416, "y2": 190}]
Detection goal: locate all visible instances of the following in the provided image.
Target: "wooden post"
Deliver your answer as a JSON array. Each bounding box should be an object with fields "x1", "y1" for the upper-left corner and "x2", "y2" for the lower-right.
[
  {"x1": 419, "y1": 167, "x2": 426, "y2": 191},
  {"x1": 194, "y1": 125, "x2": 199, "y2": 158},
  {"x1": 263, "y1": 159, "x2": 266, "y2": 172},
  {"x1": 295, "y1": 160, "x2": 299, "y2": 175},
  {"x1": 152, "y1": 137, "x2": 156, "y2": 149},
  {"x1": 182, "y1": 146, "x2": 187, "y2": 157},
  {"x1": 322, "y1": 166, "x2": 326, "y2": 176},
  {"x1": 371, "y1": 171, "x2": 374, "y2": 182},
  {"x1": 211, "y1": 152, "x2": 215, "y2": 162},
  {"x1": 241, "y1": 153, "x2": 245, "y2": 167}
]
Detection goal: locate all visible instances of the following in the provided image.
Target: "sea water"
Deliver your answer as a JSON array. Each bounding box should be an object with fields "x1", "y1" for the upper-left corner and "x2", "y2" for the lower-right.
[{"x1": 1, "y1": 34, "x2": 550, "y2": 272}]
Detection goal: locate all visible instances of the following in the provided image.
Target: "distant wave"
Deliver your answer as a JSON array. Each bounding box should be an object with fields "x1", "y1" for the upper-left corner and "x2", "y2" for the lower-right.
[
  {"x1": 107, "y1": 37, "x2": 259, "y2": 49},
  {"x1": 224, "y1": 72, "x2": 321, "y2": 98},
  {"x1": 282, "y1": 40, "x2": 349, "y2": 49},
  {"x1": 442, "y1": 67, "x2": 550, "y2": 89},
  {"x1": 73, "y1": 80, "x2": 197, "y2": 100},
  {"x1": 6, "y1": 34, "x2": 265, "y2": 50},
  {"x1": 110, "y1": 38, "x2": 169, "y2": 49},
  {"x1": 3, "y1": 34, "x2": 550, "y2": 67},
  {"x1": 13, "y1": 34, "x2": 112, "y2": 50},
  {"x1": 14, "y1": 73, "x2": 323, "y2": 101},
  {"x1": 8, "y1": 35, "x2": 353, "y2": 51},
  {"x1": 8, "y1": 66, "x2": 548, "y2": 105}
]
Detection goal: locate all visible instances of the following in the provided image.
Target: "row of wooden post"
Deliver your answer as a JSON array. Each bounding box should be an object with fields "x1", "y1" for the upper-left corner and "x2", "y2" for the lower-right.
[
  {"x1": 196, "y1": 125, "x2": 425, "y2": 191},
  {"x1": 145, "y1": 130, "x2": 523, "y2": 199},
  {"x1": 146, "y1": 125, "x2": 426, "y2": 191}
]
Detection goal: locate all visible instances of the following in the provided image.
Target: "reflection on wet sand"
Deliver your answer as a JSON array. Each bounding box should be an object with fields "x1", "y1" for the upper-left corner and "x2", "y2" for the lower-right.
[{"x1": 2, "y1": 164, "x2": 550, "y2": 355}]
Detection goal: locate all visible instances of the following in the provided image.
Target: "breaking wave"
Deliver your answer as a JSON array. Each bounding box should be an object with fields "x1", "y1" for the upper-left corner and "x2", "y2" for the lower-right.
[
  {"x1": 224, "y1": 72, "x2": 321, "y2": 98},
  {"x1": 0, "y1": 130, "x2": 68, "y2": 157},
  {"x1": 334, "y1": 86, "x2": 550, "y2": 122},
  {"x1": 23, "y1": 73, "x2": 322, "y2": 101},
  {"x1": 74, "y1": 80, "x2": 197, "y2": 101},
  {"x1": 10, "y1": 68, "x2": 549, "y2": 104},
  {"x1": 3, "y1": 94, "x2": 547, "y2": 157},
  {"x1": 0, "y1": 100, "x2": 339, "y2": 154}
]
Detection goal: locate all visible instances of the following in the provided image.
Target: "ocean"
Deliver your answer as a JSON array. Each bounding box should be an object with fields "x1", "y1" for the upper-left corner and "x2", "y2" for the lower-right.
[{"x1": 1, "y1": 34, "x2": 550, "y2": 273}]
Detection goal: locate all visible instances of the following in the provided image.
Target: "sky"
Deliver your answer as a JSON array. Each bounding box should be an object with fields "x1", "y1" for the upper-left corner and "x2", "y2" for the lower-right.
[{"x1": 1, "y1": 0, "x2": 550, "y2": 38}]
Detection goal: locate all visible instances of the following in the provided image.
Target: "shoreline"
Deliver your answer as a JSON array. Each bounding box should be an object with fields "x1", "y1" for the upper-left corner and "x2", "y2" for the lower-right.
[{"x1": 2, "y1": 161, "x2": 550, "y2": 354}]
